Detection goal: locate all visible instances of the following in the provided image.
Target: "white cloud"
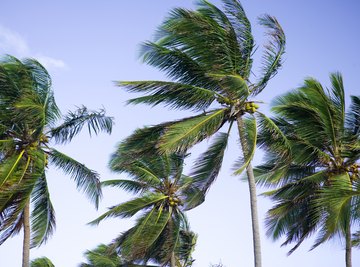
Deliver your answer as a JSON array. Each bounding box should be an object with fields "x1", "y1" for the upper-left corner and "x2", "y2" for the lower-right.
[
  {"x1": 0, "y1": 24, "x2": 66, "y2": 70},
  {"x1": 0, "y1": 25, "x2": 29, "y2": 55},
  {"x1": 36, "y1": 55, "x2": 66, "y2": 70}
]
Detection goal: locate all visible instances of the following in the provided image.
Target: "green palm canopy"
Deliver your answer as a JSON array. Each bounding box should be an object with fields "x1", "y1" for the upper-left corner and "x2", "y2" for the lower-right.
[
  {"x1": 116, "y1": 1, "x2": 285, "y2": 266},
  {"x1": 90, "y1": 151, "x2": 198, "y2": 267},
  {"x1": 0, "y1": 56, "x2": 113, "y2": 267},
  {"x1": 255, "y1": 73, "x2": 360, "y2": 267}
]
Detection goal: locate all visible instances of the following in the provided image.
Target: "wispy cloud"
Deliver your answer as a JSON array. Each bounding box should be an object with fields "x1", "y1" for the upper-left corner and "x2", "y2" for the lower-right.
[
  {"x1": 0, "y1": 25, "x2": 29, "y2": 55},
  {"x1": 0, "y1": 24, "x2": 66, "y2": 70},
  {"x1": 36, "y1": 55, "x2": 66, "y2": 70}
]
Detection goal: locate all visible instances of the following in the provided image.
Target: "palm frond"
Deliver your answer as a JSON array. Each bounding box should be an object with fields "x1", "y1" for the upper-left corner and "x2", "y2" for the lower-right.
[
  {"x1": 183, "y1": 190, "x2": 206, "y2": 212},
  {"x1": 207, "y1": 73, "x2": 249, "y2": 99},
  {"x1": 328, "y1": 72, "x2": 345, "y2": 130},
  {"x1": 0, "y1": 149, "x2": 26, "y2": 187},
  {"x1": 30, "y1": 257, "x2": 55, "y2": 267},
  {"x1": 141, "y1": 42, "x2": 215, "y2": 90},
  {"x1": 21, "y1": 58, "x2": 61, "y2": 126},
  {"x1": 156, "y1": 4, "x2": 239, "y2": 77},
  {"x1": 256, "y1": 112, "x2": 291, "y2": 160},
  {"x1": 346, "y1": 95, "x2": 360, "y2": 135},
  {"x1": 253, "y1": 14, "x2": 285, "y2": 95},
  {"x1": 118, "y1": 80, "x2": 216, "y2": 111},
  {"x1": 49, "y1": 148, "x2": 101, "y2": 208},
  {"x1": 89, "y1": 193, "x2": 167, "y2": 225},
  {"x1": 101, "y1": 179, "x2": 149, "y2": 195},
  {"x1": 190, "y1": 132, "x2": 229, "y2": 193},
  {"x1": 80, "y1": 244, "x2": 122, "y2": 267},
  {"x1": 109, "y1": 122, "x2": 172, "y2": 163},
  {"x1": 121, "y1": 208, "x2": 172, "y2": 262},
  {"x1": 301, "y1": 79, "x2": 341, "y2": 150},
  {"x1": 50, "y1": 106, "x2": 113, "y2": 144},
  {"x1": 0, "y1": 205, "x2": 24, "y2": 245},
  {"x1": 221, "y1": 0, "x2": 254, "y2": 77},
  {"x1": 310, "y1": 174, "x2": 355, "y2": 250},
  {"x1": 159, "y1": 108, "x2": 229, "y2": 153},
  {"x1": 233, "y1": 116, "x2": 257, "y2": 175},
  {"x1": 0, "y1": 163, "x2": 42, "y2": 245},
  {"x1": 30, "y1": 174, "x2": 55, "y2": 248},
  {"x1": 110, "y1": 154, "x2": 165, "y2": 187}
]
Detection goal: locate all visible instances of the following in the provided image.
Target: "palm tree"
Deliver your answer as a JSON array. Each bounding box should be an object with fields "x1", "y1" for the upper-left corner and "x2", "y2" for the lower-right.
[
  {"x1": 30, "y1": 257, "x2": 55, "y2": 267},
  {"x1": 254, "y1": 73, "x2": 360, "y2": 267},
  {"x1": 90, "y1": 151, "x2": 199, "y2": 267},
  {"x1": 116, "y1": 1, "x2": 285, "y2": 266},
  {"x1": 0, "y1": 56, "x2": 113, "y2": 267}
]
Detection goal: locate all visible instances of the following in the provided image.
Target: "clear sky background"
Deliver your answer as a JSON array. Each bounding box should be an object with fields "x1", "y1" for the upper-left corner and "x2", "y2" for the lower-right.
[{"x1": 0, "y1": 1, "x2": 360, "y2": 266}]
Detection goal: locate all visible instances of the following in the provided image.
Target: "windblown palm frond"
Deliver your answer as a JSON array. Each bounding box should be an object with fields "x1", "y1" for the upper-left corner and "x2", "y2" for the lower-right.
[
  {"x1": 49, "y1": 149, "x2": 102, "y2": 208},
  {"x1": 158, "y1": 109, "x2": 229, "y2": 153},
  {"x1": 253, "y1": 14, "x2": 285, "y2": 95},
  {"x1": 30, "y1": 174, "x2": 55, "y2": 248},
  {"x1": 30, "y1": 257, "x2": 55, "y2": 267},
  {"x1": 190, "y1": 132, "x2": 229, "y2": 193},
  {"x1": 50, "y1": 106, "x2": 113, "y2": 144}
]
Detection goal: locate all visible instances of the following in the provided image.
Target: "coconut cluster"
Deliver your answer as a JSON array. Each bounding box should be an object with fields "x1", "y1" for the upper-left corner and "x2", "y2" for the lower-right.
[
  {"x1": 347, "y1": 164, "x2": 359, "y2": 181},
  {"x1": 244, "y1": 102, "x2": 259, "y2": 114},
  {"x1": 168, "y1": 195, "x2": 181, "y2": 207}
]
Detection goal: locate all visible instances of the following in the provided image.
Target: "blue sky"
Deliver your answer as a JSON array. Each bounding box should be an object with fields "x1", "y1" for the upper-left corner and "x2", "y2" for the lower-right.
[{"x1": 0, "y1": 1, "x2": 360, "y2": 266}]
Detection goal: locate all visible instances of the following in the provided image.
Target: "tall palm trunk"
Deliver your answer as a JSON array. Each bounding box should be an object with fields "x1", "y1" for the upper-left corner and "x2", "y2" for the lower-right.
[
  {"x1": 236, "y1": 114, "x2": 262, "y2": 267},
  {"x1": 170, "y1": 251, "x2": 176, "y2": 267},
  {"x1": 345, "y1": 218, "x2": 352, "y2": 267},
  {"x1": 22, "y1": 200, "x2": 31, "y2": 267},
  {"x1": 168, "y1": 215, "x2": 176, "y2": 267}
]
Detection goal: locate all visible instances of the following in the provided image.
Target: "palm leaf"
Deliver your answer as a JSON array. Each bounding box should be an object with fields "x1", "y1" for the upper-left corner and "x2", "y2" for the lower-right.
[
  {"x1": 30, "y1": 174, "x2": 56, "y2": 248},
  {"x1": 30, "y1": 257, "x2": 55, "y2": 267},
  {"x1": 207, "y1": 73, "x2": 249, "y2": 99},
  {"x1": 110, "y1": 122, "x2": 172, "y2": 162},
  {"x1": 119, "y1": 80, "x2": 216, "y2": 111},
  {"x1": 190, "y1": 132, "x2": 229, "y2": 193},
  {"x1": 80, "y1": 244, "x2": 122, "y2": 267},
  {"x1": 346, "y1": 95, "x2": 360, "y2": 135},
  {"x1": 233, "y1": 116, "x2": 257, "y2": 175},
  {"x1": 253, "y1": 14, "x2": 285, "y2": 95},
  {"x1": 101, "y1": 179, "x2": 149, "y2": 195},
  {"x1": 256, "y1": 112, "x2": 291, "y2": 160},
  {"x1": 122, "y1": 208, "x2": 172, "y2": 262},
  {"x1": 141, "y1": 42, "x2": 214, "y2": 90},
  {"x1": 49, "y1": 148, "x2": 101, "y2": 208},
  {"x1": 0, "y1": 161, "x2": 42, "y2": 245},
  {"x1": 222, "y1": 0, "x2": 254, "y2": 76},
  {"x1": 89, "y1": 193, "x2": 167, "y2": 225},
  {"x1": 159, "y1": 108, "x2": 229, "y2": 153},
  {"x1": 50, "y1": 106, "x2": 113, "y2": 144},
  {"x1": 0, "y1": 149, "x2": 26, "y2": 187},
  {"x1": 329, "y1": 72, "x2": 345, "y2": 130}
]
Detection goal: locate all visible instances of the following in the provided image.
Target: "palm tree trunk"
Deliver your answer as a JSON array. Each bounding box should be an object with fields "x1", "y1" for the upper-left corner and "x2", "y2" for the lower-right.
[
  {"x1": 345, "y1": 222, "x2": 352, "y2": 267},
  {"x1": 170, "y1": 251, "x2": 176, "y2": 267},
  {"x1": 167, "y1": 215, "x2": 176, "y2": 267},
  {"x1": 236, "y1": 114, "x2": 262, "y2": 267},
  {"x1": 22, "y1": 200, "x2": 31, "y2": 267}
]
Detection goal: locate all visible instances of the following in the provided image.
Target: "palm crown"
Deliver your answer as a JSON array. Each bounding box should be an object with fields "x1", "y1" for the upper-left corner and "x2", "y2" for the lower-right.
[
  {"x1": 116, "y1": 2, "x2": 285, "y2": 266},
  {"x1": 255, "y1": 73, "x2": 360, "y2": 263},
  {"x1": 90, "y1": 150, "x2": 198, "y2": 266},
  {"x1": 118, "y1": 0, "x2": 285, "y2": 213},
  {"x1": 0, "y1": 56, "x2": 113, "y2": 250}
]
